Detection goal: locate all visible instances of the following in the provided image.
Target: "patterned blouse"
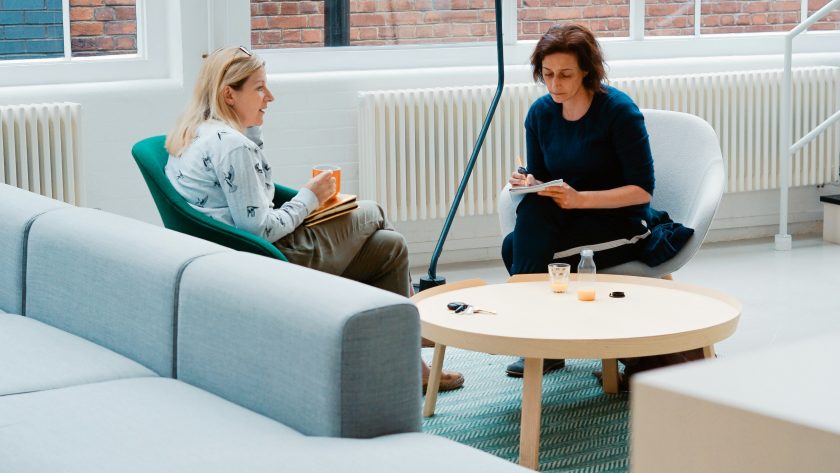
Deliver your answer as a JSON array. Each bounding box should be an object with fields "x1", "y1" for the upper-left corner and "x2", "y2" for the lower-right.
[{"x1": 165, "y1": 121, "x2": 318, "y2": 242}]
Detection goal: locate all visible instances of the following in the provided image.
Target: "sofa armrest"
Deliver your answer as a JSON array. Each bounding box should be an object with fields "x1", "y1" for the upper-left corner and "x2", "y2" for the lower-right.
[{"x1": 175, "y1": 252, "x2": 421, "y2": 439}]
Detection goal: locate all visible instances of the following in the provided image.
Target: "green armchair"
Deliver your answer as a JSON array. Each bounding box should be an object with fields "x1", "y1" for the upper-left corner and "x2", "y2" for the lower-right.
[{"x1": 131, "y1": 135, "x2": 291, "y2": 261}]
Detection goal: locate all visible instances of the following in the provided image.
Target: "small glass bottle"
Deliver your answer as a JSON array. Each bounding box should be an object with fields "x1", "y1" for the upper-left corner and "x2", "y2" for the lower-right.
[{"x1": 577, "y1": 248, "x2": 597, "y2": 283}]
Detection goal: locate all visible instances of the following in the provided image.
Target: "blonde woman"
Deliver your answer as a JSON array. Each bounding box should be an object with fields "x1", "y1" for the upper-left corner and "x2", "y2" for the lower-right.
[{"x1": 165, "y1": 46, "x2": 463, "y2": 392}]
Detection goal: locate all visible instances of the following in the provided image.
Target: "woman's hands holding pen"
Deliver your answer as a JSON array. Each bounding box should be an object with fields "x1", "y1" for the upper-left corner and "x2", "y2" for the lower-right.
[
  {"x1": 510, "y1": 156, "x2": 541, "y2": 187},
  {"x1": 509, "y1": 170, "x2": 540, "y2": 188}
]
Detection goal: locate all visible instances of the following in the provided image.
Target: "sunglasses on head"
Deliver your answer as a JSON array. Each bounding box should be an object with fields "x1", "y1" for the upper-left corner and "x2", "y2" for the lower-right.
[{"x1": 202, "y1": 45, "x2": 252, "y2": 59}]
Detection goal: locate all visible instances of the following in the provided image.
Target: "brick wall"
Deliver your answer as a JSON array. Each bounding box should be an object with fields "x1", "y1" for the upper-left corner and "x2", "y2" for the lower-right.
[
  {"x1": 69, "y1": 0, "x2": 137, "y2": 57},
  {"x1": 0, "y1": 0, "x2": 63, "y2": 60},
  {"x1": 645, "y1": 0, "x2": 840, "y2": 36},
  {"x1": 0, "y1": 0, "x2": 136, "y2": 60},
  {"x1": 251, "y1": 0, "x2": 839, "y2": 49}
]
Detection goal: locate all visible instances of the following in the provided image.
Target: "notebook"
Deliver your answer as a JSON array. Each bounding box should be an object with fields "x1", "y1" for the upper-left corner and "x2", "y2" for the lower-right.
[
  {"x1": 508, "y1": 179, "x2": 564, "y2": 195},
  {"x1": 303, "y1": 193, "x2": 358, "y2": 227}
]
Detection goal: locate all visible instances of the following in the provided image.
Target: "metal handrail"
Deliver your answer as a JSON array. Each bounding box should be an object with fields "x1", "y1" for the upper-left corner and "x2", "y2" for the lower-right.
[{"x1": 776, "y1": 0, "x2": 840, "y2": 250}]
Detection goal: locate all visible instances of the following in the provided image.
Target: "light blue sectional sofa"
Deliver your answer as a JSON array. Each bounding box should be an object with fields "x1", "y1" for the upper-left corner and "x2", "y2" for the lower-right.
[{"x1": 0, "y1": 183, "x2": 527, "y2": 472}]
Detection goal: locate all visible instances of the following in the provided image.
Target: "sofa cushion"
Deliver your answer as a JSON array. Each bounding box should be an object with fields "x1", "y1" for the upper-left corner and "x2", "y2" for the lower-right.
[
  {"x1": 0, "y1": 313, "x2": 156, "y2": 395},
  {"x1": 0, "y1": 184, "x2": 69, "y2": 314},
  {"x1": 176, "y1": 252, "x2": 422, "y2": 439},
  {"x1": 24, "y1": 207, "x2": 230, "y2": 377},
  {"x1": 0, "y1": 377, "x2": 527, "y2": 473}
]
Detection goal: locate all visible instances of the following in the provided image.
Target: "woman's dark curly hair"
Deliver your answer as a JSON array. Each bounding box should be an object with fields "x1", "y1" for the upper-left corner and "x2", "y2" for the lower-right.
[{"x1": 530, "y1": 23, "x2": 606, "y2": 93}]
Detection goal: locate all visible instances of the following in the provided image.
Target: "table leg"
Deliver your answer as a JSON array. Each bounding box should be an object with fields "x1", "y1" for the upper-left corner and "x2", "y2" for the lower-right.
[
  {"x1": 703, "y1": 344, "x2": 716, "y2": 359},
  {"x1": 519, "y1": 357, "x2": 544, "y2": 470},
  {"x1": 423, "y1": 343, "x2": 447, "y2": 417},
  {"x1": 601, "y1": 358, "x2": 619, "y2": 394}
]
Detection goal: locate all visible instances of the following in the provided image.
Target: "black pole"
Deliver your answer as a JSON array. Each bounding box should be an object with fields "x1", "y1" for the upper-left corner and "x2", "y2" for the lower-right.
[
  {"x1": 419, "y1": 0, "x2": 505, "y2": 291},
  {"x1": 325, "y1": 0, "x2": 350, "y2": 46}
]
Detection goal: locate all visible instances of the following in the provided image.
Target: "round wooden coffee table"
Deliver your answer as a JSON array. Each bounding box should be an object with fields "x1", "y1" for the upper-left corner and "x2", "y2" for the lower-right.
[{"x1": 412, "y1": 274, "x2": 741, "y2": 470}]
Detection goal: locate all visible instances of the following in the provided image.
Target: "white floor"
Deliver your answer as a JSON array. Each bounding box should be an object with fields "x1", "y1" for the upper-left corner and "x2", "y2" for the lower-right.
[{"x1": 411, "y1": 235, "x2": 840, "y2": 357}]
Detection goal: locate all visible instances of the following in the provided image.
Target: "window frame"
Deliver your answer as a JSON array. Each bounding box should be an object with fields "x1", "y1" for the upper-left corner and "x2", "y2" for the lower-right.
[{"x1": 0, "y1": 0, "x2": 171, "y2": 88}]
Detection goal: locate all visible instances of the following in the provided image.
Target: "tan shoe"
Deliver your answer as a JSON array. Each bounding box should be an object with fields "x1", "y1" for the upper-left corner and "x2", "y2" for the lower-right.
[{"x1": 422, "y1": 369, "x2": 464, "y2": 394}]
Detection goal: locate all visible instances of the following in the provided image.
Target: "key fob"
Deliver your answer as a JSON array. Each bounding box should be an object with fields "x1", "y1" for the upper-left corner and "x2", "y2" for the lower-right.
[{"x1": 447, "y1": 301, "x2": 467, "y2": 310}]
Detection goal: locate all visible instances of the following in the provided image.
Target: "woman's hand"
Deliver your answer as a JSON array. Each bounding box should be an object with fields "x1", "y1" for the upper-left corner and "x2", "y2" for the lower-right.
[
  {"x1": 509, "y1": 171, "x2": 541, "y2": 188},
  {"x1": 304, "y1": 171, "x2": 337, "y2": 205},
  {"x1": 538, "y1": 182, "x2": 581, "y2": 209}
]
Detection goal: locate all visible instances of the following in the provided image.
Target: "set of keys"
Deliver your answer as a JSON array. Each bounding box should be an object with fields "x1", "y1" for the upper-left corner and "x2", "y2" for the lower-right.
[{"x1": 446, "y1": 301, "x2": 496, "y2": 315}]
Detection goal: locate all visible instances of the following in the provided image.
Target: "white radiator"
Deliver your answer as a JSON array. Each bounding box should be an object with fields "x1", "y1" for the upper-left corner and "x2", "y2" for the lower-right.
[
  {"x1": 358, "y1": 67, "x2": 840, "y2": 222},
  {"x1": 0, "y1": 102, "x2": 83, "y2": 205}
]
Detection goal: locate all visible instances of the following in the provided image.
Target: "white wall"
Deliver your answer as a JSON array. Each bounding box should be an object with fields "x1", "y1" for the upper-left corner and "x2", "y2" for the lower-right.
[{"x1": 1, "y1": 1, "x2": 839, "y2": 268}]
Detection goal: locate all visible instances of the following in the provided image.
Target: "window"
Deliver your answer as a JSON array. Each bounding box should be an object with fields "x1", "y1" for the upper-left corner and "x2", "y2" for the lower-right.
[
  {"x1": 250, "y1": 0, "x2": 497, "y2": 49},
  {"x1": 0, "y1": 0, "x2": 175, "y2": 88},
  {"x1": 518, "y1": 0, "x2": 630, "y2": 40},
  {"x1": 70, "y1": 0, "x2": 138, "y2": 57},
  {"x1": 0, "y1": 0, "x2": 138, "y2": 62}
]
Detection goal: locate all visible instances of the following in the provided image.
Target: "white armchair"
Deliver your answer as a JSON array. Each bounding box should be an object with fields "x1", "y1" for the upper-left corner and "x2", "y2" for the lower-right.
[{"x1": 497, "y1": 109, "x2": 725, "y2": 278}]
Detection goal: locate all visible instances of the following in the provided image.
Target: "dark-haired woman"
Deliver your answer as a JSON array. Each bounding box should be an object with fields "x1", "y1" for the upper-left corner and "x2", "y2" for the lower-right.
[{"x1": 502, "y1": 24, "x2": 655, "y2": 378}]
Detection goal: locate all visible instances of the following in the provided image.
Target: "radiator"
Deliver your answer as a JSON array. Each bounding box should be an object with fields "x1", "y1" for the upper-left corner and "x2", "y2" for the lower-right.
[
  {"x1": 0, "y1": 102, "x2": 83, "y2": 205},
  {"x1": 358, "y1": 67, "x2": 840, "y2": 222}
]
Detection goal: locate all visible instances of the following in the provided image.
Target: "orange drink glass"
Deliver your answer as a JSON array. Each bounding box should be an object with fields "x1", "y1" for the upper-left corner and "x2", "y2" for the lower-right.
[
  {"x1": 548, "y1": 263, "x2": 570, "y2": 293},
  {"x1": 312, "y1": 164, "x2": 341, "y2": 200}
]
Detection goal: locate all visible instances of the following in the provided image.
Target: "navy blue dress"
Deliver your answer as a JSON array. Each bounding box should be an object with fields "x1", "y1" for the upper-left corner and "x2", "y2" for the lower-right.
[{"x1": 503, "y1": 85, "x2": 655, "y2": 274}]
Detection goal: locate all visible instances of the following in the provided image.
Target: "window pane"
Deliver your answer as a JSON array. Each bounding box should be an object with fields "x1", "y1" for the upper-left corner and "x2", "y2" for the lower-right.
[
  {"x1": 809, "y1": 0, "x2": 840, "y2": 31},
  {"x1": 646, "y1": 0, "x2": 695, "y2": 36},
  {"x1": 70, "y1": 0, "x2": 137, "y2": 57},
  {"x1": 251, "y1": 0, "x2": 497, "y2": 49},
  {"x1": 0, "y1": 0, "x2": 64, "y2": 61},
  {"x1": 700, "y1": 1, "x2": 799, "y2": 34},
  {"x1": 517, "y1": 0, "x2": 631, "y2": 41}
]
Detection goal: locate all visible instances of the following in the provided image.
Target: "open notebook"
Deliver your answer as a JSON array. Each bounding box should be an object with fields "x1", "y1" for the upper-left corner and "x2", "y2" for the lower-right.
[
  {"x1": 508, "y1": 178, "x2": 564, "y2": 195},
  {"x1": 303, "y1": 193, "x2": 358, "y2": 227}
]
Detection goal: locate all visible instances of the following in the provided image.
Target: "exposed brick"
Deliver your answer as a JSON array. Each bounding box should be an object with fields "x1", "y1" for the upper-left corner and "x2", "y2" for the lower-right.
[
  {"x1": 744, "y1": 2, "x2": 770, "y2": 14},
  {"x1": 393, "y1": 11, "x2": 423, "y2": 25},
  {"x1": 260, "y1": 2, "x2": 281, "y2": 15},
  {"x1": 94, "y1": 7, "x2": 116, "y2": 21},
  {"x1": 299, "y1": 1, "x2": 320, "y2": 14},
  {"x1": 70, "y1": 7, "x2": 93, "y2": 21},
  {"x1": 301, "y1": 29, "x2": 322, "y2": 43},
  {"x1": 350, "y1": 13, "x2": 387, "y2": 27},
  {"x1": 104, "y1": 20, "x2": 135, "y2": 35},
  {"x1": 104, "y1": 0, "x2": 135, "y2": 6},
  {"x1": 114, "y1": 6, "x2": 135, "y2": 20},
  {"x1": 281, "y1": 29, "x2": 300, "y2": 42},
  {"x1": 280, "y1": 2, "x2": 299, "y2": 14},
  {"x1": 358, "y1": 26, "x2": 379, "y2": 39},
  {"x1": 251, "y1": 16, "x2": 268, "y2": 29},
  {"x1": 70, "y1": 21, "x2": 104, "y2": 36},
  {"x1": 114, "y1": 35, "x2": 134, "y2": 49},
  {"x1": 70, "y1": 0, "x2": 105, "y2": 6},
  {"x1": 268, "y1": 15, "x2": 307, "y2": 29},
  {"x1": 396, "y1": 25, "x2": 417, "y2": 38},
  {"x1": 546, "y1": 7, "x2": 583, "y2": 20}
]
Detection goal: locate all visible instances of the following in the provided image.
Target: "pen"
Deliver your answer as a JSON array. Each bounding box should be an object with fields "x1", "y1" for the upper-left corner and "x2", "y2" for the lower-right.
[{"x1": 516, "y1": 156, "x2": 528, "y2": 175}]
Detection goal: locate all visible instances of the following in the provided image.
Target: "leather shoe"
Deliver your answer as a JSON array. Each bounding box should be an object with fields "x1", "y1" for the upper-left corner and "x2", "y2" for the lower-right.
[
  {"x1": 592, "y1": 370, "x2": 630, "y2": 392},
  {"x1": 505, "y1": 358, "x2": 565, "y2": 378},
  {"x1": 422, "y1": 369, "x2": 464, "y2": 394}
]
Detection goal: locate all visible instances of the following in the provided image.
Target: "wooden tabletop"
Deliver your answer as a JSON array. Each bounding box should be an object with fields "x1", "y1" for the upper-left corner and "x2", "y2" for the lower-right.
[{"x1": 415, "y1": 274, "x2": 741, "y2": 359}]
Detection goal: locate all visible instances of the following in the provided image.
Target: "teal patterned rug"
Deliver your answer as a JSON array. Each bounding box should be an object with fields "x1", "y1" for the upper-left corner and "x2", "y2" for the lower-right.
[{"x1": 421, "y1": 348, "x2": 629, "y2": 472}]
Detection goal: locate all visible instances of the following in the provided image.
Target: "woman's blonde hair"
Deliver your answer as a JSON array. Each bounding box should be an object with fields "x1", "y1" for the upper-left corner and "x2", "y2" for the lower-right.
[{"x1": 166, "y1": 46, "x2": 265, "y2": 157}]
